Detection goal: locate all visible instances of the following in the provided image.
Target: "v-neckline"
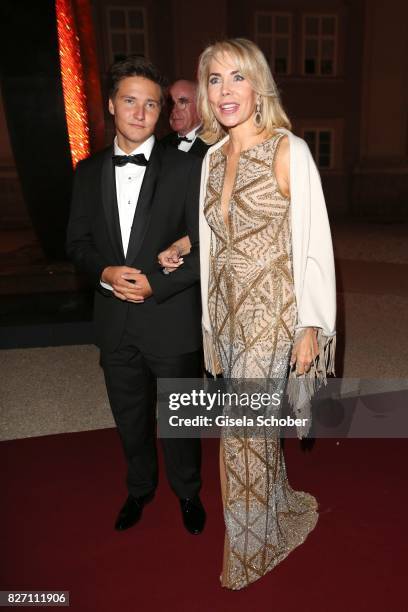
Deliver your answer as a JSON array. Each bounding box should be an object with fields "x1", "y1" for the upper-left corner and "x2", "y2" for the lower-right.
[
  {"x1": 219, "y1": 153, "x2": 241, "y2": 232},
  {"x1": 218, "y1": 139, "x2": 267, "y2": 231},
  {"x1": 219, "y1": 137, "x2": 271, "y2": 228}
]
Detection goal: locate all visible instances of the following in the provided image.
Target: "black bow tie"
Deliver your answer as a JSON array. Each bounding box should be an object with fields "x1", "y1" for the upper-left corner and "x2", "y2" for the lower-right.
[
  {"x1": 176, "y1": 135, "x2": 193, "y2": 145},
  {"x1": 112, "y1": 154, "x2": 148, "y2": 167}
]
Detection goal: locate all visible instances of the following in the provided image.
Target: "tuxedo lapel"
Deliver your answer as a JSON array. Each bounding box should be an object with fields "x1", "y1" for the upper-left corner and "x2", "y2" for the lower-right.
[
  {"x1": 125, "y1": 141, "x2": 162, "y2": 266},
  {"x1": 101, "y1": 147, "x2": 125, "y2": 263},
  {"x1": 190, "y1": 137, "x2": 209, "y2": 159}
]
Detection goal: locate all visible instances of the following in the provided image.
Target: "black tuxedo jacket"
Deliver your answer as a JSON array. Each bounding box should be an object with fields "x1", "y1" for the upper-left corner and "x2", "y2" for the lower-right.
[
  {"x1": 160, "y1": 131, "x2": 210, "y2": 159},
  {"x1": 66, "y1": 141, "x2": 203, "y2": 356}
]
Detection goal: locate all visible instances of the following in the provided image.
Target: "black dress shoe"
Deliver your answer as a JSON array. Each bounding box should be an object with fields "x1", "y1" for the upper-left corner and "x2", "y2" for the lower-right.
[
  {"x1": 179, "y1": 495, "x2": 206, "y2": 535},
  {"x1": 115, "y1": 492, "x2": 154, "y2": 531}
]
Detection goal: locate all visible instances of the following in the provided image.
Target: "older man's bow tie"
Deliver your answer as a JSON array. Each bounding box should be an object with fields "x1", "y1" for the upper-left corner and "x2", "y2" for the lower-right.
[
  {"x1": 176, "y1": 135, "x2": 193, "y2": 145},
  {"x1": 112, "y1": 154, "x2": 148, "y2": 167}
]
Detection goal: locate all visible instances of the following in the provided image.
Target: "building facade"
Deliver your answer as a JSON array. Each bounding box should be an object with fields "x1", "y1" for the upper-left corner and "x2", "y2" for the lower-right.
[{"x1": 1, "y1": 0, "x2": 407, "y2": 230}]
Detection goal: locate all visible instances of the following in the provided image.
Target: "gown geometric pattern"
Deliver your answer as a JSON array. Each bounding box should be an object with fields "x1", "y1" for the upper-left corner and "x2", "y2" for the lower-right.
[{"x1": 204, "y1": 133, "x2": 318, "y2": 590}]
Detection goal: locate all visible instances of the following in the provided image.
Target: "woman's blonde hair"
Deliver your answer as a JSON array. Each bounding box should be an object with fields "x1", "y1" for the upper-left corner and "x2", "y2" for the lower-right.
[{"x1": 197, "y1": 38, "x2": 291, "y2": 144}]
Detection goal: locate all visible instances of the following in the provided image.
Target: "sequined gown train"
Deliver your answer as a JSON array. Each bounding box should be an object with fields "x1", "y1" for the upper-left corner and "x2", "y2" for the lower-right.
[{"x1": 204, "y1": 134, "x2": 318, "y2": 590}]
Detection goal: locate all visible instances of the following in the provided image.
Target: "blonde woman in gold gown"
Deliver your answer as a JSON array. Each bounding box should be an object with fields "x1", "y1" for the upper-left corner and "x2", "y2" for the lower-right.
[{"x1": 158, "y1": 38, "x2": 336, "y2": 590}]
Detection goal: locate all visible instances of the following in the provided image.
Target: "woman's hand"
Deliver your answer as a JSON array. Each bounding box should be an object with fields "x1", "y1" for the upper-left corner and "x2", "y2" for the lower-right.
[
  {"x1": 157, "y1": 244, "x2": 184, "y2": 272},
  {"x1": 290, "y1": 328, "x2": 319, "y2": 375},
  {"x1": 157, "y1": 235, "x2": 191, "y2": 273}
]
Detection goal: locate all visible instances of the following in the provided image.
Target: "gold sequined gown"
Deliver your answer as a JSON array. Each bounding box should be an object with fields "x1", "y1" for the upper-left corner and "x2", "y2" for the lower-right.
[{"x1": 204, "y1": 133, "x2": 318, "y2": 590}]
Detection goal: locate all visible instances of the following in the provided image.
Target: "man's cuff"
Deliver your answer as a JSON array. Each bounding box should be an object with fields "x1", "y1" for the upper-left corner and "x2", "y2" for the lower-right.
[
  {"x1": 100, "y1": 280, "x2": 113, "y2": 292},
  {"x1": 147, "y1": 270, "x2": 174, "y2": 303}
]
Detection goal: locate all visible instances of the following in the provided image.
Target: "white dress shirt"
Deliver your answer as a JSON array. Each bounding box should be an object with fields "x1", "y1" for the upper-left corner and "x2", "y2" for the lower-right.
[
  {"x1": 177, "y1": 126, "x2": 200, "y2": 152},
  {"x1": 100, "y1": 135, "x2": 155, "y2": 291}
]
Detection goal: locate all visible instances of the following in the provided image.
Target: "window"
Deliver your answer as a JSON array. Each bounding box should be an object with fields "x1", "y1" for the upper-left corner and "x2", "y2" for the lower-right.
[
  {"x1": 303, "y1": 129, "x2": 334, "y2": 169},
  {"x1": 255, "y1": 12, "x2": 292, "y2": 75},
  {"x1": 106, "y1": 6, "x2": 147, "y2": 62},
  {"x1": 302, "y1": 15, "x2": 337, "y2": 76}
]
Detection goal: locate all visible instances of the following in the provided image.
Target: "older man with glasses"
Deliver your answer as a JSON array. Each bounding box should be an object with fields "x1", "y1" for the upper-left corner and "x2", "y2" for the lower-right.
[{"x1": 161, "y1": 79, "x2": 209, "y2": 159}]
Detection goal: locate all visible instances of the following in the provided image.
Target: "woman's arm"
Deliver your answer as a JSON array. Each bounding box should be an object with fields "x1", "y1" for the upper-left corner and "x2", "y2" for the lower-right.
[{"x1": 275, "y1": 136, "x2": 319, "y2": 374}]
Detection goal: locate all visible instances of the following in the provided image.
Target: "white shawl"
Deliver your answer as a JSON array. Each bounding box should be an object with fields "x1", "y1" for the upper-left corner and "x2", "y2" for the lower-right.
[{"x1": 198, "y1": 129, "x2": 337, "y2": 436}]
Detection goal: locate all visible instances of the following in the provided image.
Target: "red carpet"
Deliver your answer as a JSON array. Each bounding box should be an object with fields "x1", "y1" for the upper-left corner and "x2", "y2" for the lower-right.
[{"x1": 1, "y1": 431, "x2": 406, "y2": 611}]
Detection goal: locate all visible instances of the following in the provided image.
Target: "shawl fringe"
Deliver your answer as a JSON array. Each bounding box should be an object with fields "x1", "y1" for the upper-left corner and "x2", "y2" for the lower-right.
[{"x1": 286, "y1": 330, "x2": 336, "y2": 439}]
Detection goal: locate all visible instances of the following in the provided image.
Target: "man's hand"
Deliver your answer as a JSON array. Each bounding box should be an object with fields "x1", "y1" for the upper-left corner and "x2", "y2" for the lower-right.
[
  {"x1": 101, "y1": 266, "x2": 152, "y2": 303},
  {"x1": 122, "y1": 271, "x2": 153, "y2": 300}
]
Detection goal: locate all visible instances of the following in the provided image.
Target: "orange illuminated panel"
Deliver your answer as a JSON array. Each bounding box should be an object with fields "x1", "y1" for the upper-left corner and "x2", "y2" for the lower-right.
[{"x1": 56, "y1": 0, "x2": 90, "y2": 167}]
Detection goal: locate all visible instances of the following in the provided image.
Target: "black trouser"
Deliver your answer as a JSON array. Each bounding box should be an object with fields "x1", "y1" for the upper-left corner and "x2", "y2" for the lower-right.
[{"x1": 101, "y1": 331, "x2": 202, "y2": 499}]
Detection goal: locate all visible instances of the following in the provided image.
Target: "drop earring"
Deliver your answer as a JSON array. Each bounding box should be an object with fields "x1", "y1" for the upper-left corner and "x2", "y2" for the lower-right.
[{"x1": 254, "y1": 99, "x2": 262, "y2": 128}]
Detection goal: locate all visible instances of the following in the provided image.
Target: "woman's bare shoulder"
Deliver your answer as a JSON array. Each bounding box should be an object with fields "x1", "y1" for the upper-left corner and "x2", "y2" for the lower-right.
[
  {"x1": 273, "y1": 134, "x2": 290, "y2": 197},
  {"x1": 274, "y1": 134, "x2": 290, "y2": 172},
  {"x1": 276, "y1": 133, "x2": 289, "y2": 157}
]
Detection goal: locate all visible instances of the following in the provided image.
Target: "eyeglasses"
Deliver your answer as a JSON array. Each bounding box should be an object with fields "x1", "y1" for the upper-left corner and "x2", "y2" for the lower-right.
[{"x1": 167, "y1": 97, "x2": 192, "y2": 111}]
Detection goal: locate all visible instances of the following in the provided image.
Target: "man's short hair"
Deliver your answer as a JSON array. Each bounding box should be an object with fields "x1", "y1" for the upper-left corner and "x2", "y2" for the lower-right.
[{"x1": 108, "y1": 55, "x2": 168, "y2": 102}]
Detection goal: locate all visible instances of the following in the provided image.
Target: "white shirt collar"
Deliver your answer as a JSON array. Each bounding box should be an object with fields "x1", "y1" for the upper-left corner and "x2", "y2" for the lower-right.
[
  {"x1": 178, "y1": 125, "x2": 201, "y2": 140},
  {"x1": 114, "y1": 134, "x2": 155, "y2": 158}
]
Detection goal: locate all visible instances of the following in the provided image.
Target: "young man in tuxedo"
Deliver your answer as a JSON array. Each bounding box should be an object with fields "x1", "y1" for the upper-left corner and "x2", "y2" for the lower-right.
[
  {"x1": 160, "y1": 79, "x2": 209, "y2": 159},
  {"x1": 67, "y1": 56, "x2": 205, "y2": 535}
]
